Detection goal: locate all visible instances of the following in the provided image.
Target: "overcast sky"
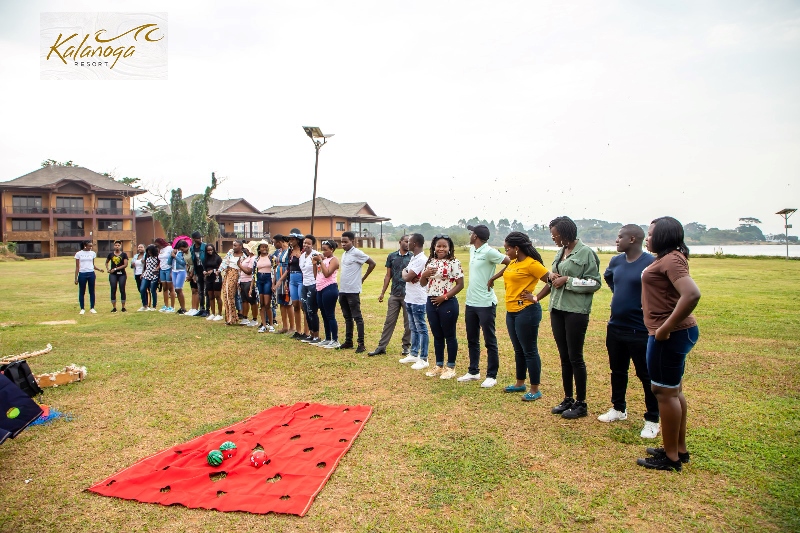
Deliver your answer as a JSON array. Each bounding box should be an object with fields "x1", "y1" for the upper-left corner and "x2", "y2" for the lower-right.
[{"x1": 1, "y1": 0, "x2": 798, "y2": 234}]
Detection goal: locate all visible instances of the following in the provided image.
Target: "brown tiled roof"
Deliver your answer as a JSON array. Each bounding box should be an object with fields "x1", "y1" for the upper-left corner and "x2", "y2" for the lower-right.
[
  {"x1": 0, "y1": 165, "x2": 146, "y2": 195},
  {"x1": 261, "y1": 197, "x2": 388, "y2": 221},
  {"x1": 143, "y1": 195, "x2": 265, "y2": 218}
]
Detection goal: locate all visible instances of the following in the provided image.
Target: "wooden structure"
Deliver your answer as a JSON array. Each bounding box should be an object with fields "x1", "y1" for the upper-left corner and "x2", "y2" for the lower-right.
[{"x1": 0, "y1": 166, "x2": 145, "y2": 258}]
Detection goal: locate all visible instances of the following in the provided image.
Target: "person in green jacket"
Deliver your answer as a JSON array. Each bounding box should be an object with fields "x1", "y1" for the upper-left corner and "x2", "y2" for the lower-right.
[{"x1": 536, "y1": 216, "x2": 602, "y2": 420}]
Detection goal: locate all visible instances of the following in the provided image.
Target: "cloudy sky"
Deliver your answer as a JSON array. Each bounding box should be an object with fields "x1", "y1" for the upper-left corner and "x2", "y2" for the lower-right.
[{"x1": 1, "y1": 0, "x2": 798, "y2": 234}]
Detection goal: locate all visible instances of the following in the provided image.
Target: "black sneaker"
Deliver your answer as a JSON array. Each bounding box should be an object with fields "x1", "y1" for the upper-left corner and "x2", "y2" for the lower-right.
[
  {"x1": 646, "y1": 447, "x2": 690, "y2": 464},
  {"x1": 121, "y1": 308, "x2": 127, "y2": 313},
  {"x1": 177, "y1": 308, "x2": 186, "y2": 315},
  {"x1": 197, "y1": 310, "x2": 209, "y2": 317},
  {"x1": 401, "y1": 349, "x2": 410, "y2": 356},
  {"x1": 300, "y1": 335, "x2": 314, "y2": 342},
  {"x1": 307, "y1": 337, "x2": 322, "y2": 344},
  {"x1": 336, "y1": 342, "x2": 354, "y2": 350},
  {"x1": 355, "y1": 344, "x2": 367, "y2": 354},
  {"x1": 636, "y1": 455, "x2": 682, "y2": 472},
  {"x1": 562, "y1": 401, "x2": 588, "y2": 419},
  {"x1": 111, "y1": 308, "x2": 117, "y2": 313},
  {"x1": 551, "y1": 397, "x2": 575, "y2": 415},
  {"x1": 291, "y1": 332, "x2": 304, "y2": 340}
]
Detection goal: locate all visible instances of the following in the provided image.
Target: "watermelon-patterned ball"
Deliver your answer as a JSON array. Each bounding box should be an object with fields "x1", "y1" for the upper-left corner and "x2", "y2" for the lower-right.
[
  {"x1": 250, "y1": 450, "x2": 267, "y2": 468},
  {"x1": 220, "y1": 441, "x2": 236, "y2": 452},
  {"x1": 207, "y1": 449, "x2": 223, "y2": 467}
]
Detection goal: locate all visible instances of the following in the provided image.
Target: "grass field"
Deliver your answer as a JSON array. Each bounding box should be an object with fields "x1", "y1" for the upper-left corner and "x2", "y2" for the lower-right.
[{"x1": 0, "y1": 251, "x2": 798, "y2": 532}]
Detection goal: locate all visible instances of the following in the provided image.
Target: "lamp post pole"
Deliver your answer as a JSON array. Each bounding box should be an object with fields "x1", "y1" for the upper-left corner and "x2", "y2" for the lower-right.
[
  {"x1": 303, "y1": 127, "x2": 334, "y2": 237},
  {"x1": 776, "y1": 209, "x2": 797, "y2": 260}
]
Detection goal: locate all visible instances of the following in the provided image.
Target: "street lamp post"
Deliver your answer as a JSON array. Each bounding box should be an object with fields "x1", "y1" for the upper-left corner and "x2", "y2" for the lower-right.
[
  {"x1": 776, "y1": 208, "x2": 797, "y2": 260},
  {"x1": 302, "y1": 127, "x2": 335, "y2": 236}
]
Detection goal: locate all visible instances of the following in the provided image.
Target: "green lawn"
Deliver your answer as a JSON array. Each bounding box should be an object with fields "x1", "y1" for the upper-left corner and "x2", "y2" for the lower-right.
[{"x1": 0, "y1": 252, "x2": 798, "y2": 532}]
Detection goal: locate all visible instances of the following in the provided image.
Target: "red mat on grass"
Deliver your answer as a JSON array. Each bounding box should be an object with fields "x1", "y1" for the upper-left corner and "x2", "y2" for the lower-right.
[{"x1": 88, "y1": 402, "x2": 372, "y2": 516}]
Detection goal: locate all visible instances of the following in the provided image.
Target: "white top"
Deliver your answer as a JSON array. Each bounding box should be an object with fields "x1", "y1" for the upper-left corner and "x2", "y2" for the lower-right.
[
  {"x1": 339, "y1": 247, "x2": 370, "y2": 294},
  {"x1": 132, "y1": 253, "x2": 145, "y2": 275},
  {"x1": 158, "y1": 245, "x2": 173, "y2": 270},
  {"x1": 403, "y1": 252, "x2": 428, "y2": 305},
  {"x1": 75, "y1": 250, "x2": 96, "y2": 273},
  {"x1": 299, "y1": 250, "x2": 319, "y2": 285}
]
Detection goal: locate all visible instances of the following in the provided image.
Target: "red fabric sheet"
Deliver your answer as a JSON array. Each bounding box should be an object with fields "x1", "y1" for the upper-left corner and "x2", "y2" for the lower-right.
[{"x1": 88, "y1": 402, "x2": 372, "y2": 516}]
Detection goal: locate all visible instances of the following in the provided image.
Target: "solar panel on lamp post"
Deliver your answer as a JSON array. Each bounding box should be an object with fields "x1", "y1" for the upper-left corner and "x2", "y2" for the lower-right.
[
  {"x1": 776, "y1": 208, "x2": 797, "y2": 260},
  {"x1": 302, "y1": 127, "x2": 335, "y2": 236}
]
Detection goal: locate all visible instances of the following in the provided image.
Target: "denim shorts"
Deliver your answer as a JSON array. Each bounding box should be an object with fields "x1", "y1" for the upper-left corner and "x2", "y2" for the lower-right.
[
  {"x1": 171, "y1": 269, "x2": 187, "y2": 289},
  {"x1": 646, "y1": 326, "x2": 699, "y2": 388},
  {"x1": 256, "y1": 272, "x2": 272, "y2": 297},
  {"x1": 159, "y1": 268, "x2": 172, "y2": 282},
  {"x1": 289, "y1": 271, "x2": 303, "y2": 301}
]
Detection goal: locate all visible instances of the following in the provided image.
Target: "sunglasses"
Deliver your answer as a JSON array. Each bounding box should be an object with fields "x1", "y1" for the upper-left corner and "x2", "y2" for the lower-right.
[{"x1": 433, "y1": 234, "x2": 450, "y2": 240}]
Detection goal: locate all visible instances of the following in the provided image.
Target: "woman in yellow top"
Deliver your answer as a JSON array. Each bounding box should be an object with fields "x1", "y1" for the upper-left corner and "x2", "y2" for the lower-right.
[{"x1": 491, "y1": 231, "x2": 550, "y2": 401}]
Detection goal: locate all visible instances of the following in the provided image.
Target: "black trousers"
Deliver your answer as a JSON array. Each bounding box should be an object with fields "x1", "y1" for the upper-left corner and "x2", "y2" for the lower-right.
[
  {"x1": 465, "y1": 305, "x2": 499, "y2": 378},
  {"x1": 550, "y1": 309, "x2": 589, "y2": 402},
  {"x1": 196, "y1": 274, "x2": 207, "y2": 310},
  {"x1": 606, "y1": 324, "x2": 659, "y2": 422},
  {"x1": 338, "y1": 293, "x2": 364, "y2": 345}
]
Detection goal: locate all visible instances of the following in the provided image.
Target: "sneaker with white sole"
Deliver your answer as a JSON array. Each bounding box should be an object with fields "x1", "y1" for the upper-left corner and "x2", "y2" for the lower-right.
[
  {"x1": 258, "y1": 325, "x2": 267, "y2": 333},
  {"x1": 147, "y1": 307, "x2": 157, "y2": 311},
  {"x1": 399, "y1": 355, "x2": 418, "y2": 364},
  {"x1": 137, "y1": 306, "x2": 147, "y2": 312},
  {"x1": 324, "y1": 341, "x2": 341, "y2": 349},
  {"x1": 159, "y1": 305, "x2": 168, "y2": 312},
  {"x1": 457, "y1": 372, "x2": 481, "y2": 382},
  {"x1": 425, "y1": 366, "x2": 443, "y2": 377},
  {"x1": 206, "y1": 313, "x2": 215, "y2": 320},
  {"x1": 481, "y1": 378, "x2": 498, "y2": 388},
  {"x1": 185, "y1": 309, "x2": 198, "y2": 316},
  {"x1": 316, "y1": 340, "x2": 332, "y2": 347},
  {"x1": 440, "y1": 367, "x2": 457, "y2": 380},
  {"x1": 411, "y1": 359, "x2": 430, "y2": 370},
  {"x1": 213, "y1": 314, "x2": 224, "y2": 321},
  {"x1": 239, "y1": 318, "x2": 249, "y2": 325},
  {"x1": 79, "y1": 309, "x2": 85, "y2": 315},
  {"x1": 597, "y1": 408, "x2": 628, "y2": 423},
  {"x1": 248, "y1": 320, "x2": 259, "y2": 327},
  {"x1": 90, "y1": 309, "x2": 97, "y2": 314},
  {"x1": 640, "y1": 420, "x2": 661, "y2": 439}
]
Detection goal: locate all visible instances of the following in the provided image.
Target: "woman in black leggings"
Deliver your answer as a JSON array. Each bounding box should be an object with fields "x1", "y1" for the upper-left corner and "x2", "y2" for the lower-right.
[
  {"x1": 105, "y1": 240, "x2": 129, "y2": 312},
  {"x1": 536, "y1": 216, "x2": 602, "y2": 419}
]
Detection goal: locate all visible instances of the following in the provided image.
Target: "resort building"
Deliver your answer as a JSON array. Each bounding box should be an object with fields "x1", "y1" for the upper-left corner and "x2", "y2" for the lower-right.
[{"x1": 0, "y1": 165, "x2": 145, "y2": 258}]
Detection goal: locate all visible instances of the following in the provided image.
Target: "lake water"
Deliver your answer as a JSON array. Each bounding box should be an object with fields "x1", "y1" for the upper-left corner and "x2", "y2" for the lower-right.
[{"x1": 540, "y1": 244, "x2": 800, "y2": 258}]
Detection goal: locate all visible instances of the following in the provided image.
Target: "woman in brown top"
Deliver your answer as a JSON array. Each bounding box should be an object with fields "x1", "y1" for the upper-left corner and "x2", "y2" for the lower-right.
[{"x1": 637, "y1": 216, "x2": 700, "y2": 472}]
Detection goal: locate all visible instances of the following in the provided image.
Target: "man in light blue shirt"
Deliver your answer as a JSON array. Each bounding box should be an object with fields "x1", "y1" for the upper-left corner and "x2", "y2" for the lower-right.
[{"x1": 458, "y1": 224, "x2": 509, "y2": 387}]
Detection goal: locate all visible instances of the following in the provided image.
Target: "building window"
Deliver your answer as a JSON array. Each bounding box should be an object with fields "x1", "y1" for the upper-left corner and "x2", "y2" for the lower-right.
[
  {"x1": 12, "y1": 196, "x2": 42, "y2": 213},
  {"x1": 11, "y1": 219, "x2": 42, "y2": 231},
  {"x1": 16, "y1": 242, "x2": 42, "y2": 254},
  {"x1": 57, "y1": 220, "x2": 84, "y2": 236},
  {"x1": 56, "y1": 197, "x2": 85, "y2": 214},
  {"x1": 97, "y1": 240, "x2": 114, "y2": 255},
  {"x1": 336, "y1": 222, "x2": 345, "y2": 231},
  {"x1": 97, "y1": 198, "x2": 122, "y2": 214},
  {"x1": 56, "y1": 242, "x2": 82, "y2": 256},
  {"x1": 99, "y1": 220, "x2": 123, "y2": 231}
]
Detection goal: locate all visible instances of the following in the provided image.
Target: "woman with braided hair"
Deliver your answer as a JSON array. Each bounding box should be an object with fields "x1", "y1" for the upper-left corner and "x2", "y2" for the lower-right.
[{"x1": 490, "y1": 232, "x2": 551, "y2": 401}]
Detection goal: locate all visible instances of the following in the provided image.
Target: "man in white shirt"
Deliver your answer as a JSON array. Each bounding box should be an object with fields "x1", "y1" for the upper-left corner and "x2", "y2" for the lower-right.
[
  {"x1": 337, "y1": 231, "x2": 376, "y2": 353},
  {"x1": 401, "y1": 233, "x2": 430, "y2": 369}
]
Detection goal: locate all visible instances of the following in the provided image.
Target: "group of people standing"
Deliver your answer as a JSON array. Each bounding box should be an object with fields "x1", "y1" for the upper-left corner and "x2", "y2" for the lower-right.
[{"x1": 73, "y1": 215, "x2": 700, "y2": 472}]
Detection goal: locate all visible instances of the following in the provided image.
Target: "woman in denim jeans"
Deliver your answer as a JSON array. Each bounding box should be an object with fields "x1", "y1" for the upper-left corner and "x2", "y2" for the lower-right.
[
  {"x1": 419, "y1": 235, "x2": 464, "y2": 380},
  {"x1": 637, "y1": 217, "x2": 701, "y2": 472},
  {"x1": 490, "y1": 232, "x2": 551, "y2": 401}
]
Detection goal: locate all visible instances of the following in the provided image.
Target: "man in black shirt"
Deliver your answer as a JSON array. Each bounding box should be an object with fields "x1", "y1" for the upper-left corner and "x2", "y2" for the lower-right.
[
  {"x1": 368, "y1": 235, "x2": 412, "y2": 356},
  {"x1": 189, "y1": 231, "x2": 208, "y2": 317}
]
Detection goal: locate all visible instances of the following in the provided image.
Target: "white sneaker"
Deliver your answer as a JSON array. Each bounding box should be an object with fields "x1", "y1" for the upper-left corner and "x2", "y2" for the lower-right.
[
  {"x1": 440, "y1": 367, "x2": 457, "y2": 380},
  {"x1": 79, "y1": 309, "x2": 85, "y2": 315},
  {"x1": 258, "y1": 325, "x2": 267, "y2": 333},
  {"x1": 239, "y1": 318, "x2": 249, "y2": 325},
  {"x1": 641, "y1": 421, "x2": 661, "y2": 439},
  {"x1": 457, "y1": 372, "x2": 481, "y2": 382},
  {"x1": 324, "y1": 341, "x2": 341, "y2": 349},
  {"x1": 147, "y1": 307, "x2": 157, "y2": 311},
  {"x1": 411, "y1": 359, "x2": 430, "y2": 370},
  {"x1": 89, "y1": 308, "x2": 97, "y2": 314},
  {"x1": 399, "y1": 355, "x2": 418, "y2": 364},
  {"x1": 206, "y1": 313, "x2": 215, "y2": 320},
  {"x1": 267, "y1": 325, "x2": 276, "y2": 333},
  {"x1": 186, "y1": 309, "x2": 198, "y2": 316},
  {"x1": 317, "y1": 340, "x2": 332, "y2": 347},
  {"x1": 480, "y1": 378, "x2": 497, "y2": 388},
  {"x1": 597, "y1": 408, "x2": 628, "y2": 422},
  {"x1": 249, "y1": 320, "x2": 259, "y2": 327},
  {"x1": 136, "y1": 306, "x2": 146, "y2": 312},
  {"x1": 213, "y1": 314, "x2": 224, "y2": 321}
]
